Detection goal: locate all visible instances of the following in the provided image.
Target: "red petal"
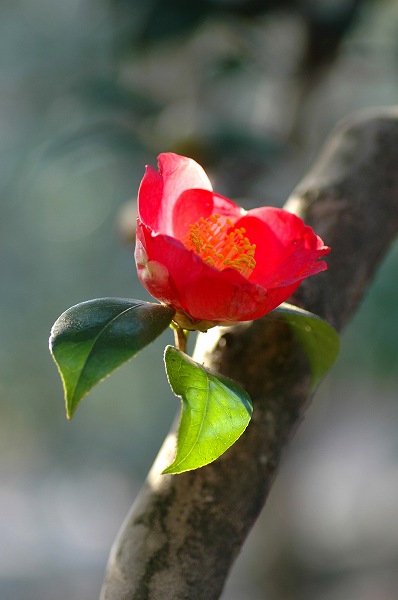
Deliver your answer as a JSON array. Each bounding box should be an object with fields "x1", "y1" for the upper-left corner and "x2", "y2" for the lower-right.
[
  {"x1": 177, "y1": 272, "x2": 268, "y2": 323},
  {"x1": 241, "y1": 281, "x2": 301, "y2": 320},
  {"x1": 137, "y1": 165, "x2": 163, "y2": 229},
  {"x1": 138, "y1": 153, "x2": 213, "y2": 233},
  {"x1": 135, "y1": 220, "x2": 269, "y2": 322},
  {"x1": 236, "y1": 207, "x2": 329, "y2": 288},
  {"x1": 137, "y1": 153, "x2": 212, "y2": 231},
  {"x1": 172, "y1": 189, "x2": 243, "y2": 240}
]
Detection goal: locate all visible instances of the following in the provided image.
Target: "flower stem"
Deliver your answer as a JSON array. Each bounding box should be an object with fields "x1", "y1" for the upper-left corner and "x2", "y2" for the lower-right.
[{"x1": 174, "y1": 326, "x2": 188, "y2": 353}]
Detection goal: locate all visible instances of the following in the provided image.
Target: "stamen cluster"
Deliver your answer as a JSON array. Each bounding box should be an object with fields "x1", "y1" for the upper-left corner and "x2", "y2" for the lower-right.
[{"x1": 183, "y1": 214, "x2": 256, "y2": 279}]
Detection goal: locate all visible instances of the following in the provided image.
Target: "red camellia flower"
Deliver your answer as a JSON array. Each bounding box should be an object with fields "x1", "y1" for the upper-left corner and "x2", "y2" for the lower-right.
[{"x1": 135, "y1": 153, "x2": 330, "y2": 331}]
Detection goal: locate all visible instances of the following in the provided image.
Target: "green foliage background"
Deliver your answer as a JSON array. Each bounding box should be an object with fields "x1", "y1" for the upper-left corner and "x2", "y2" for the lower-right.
[{"x1": 1, "y1": 0, "x2": 398, "y2": 598}]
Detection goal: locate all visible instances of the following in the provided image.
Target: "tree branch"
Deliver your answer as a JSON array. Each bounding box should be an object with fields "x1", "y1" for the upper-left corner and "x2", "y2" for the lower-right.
[{"x1": 99, "y1": 107, "x2": 398, "y2": 600}]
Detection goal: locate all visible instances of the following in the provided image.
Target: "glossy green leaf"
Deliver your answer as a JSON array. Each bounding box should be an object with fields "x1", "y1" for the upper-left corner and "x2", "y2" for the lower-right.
[
  {"x1": 271, "y1": 303, "x2": 339, "y2": 391},
  {"x1": 50, "y1": 298, "x2": 175, "y2": 419},
  {"x1": 163, "y1": 345, "x2": 253, "y2": 474}
]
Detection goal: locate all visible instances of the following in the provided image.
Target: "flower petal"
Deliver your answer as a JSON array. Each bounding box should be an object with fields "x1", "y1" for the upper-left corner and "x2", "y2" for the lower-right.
[
  {"x1": 241, "y1": 281, "x2": 301, "y2": 320},
  {"x1": 136, "y1": 164, "x2": 163, "y2": 229},
  {"x1": 172, "y1": 189, "x2": 243, "y2": 240},
  {"x1": 236, "y1": 207, "x2": 329, "y2": 288},
  {"x1": 135, "y1": 220, "x2": 269, "y2": 323},
  {"x1": 138, "y1": 153, "x2": 212, "y2": 232},
  {"x1": 177, "y1": 271, "x2": 268, "y2": 324}
]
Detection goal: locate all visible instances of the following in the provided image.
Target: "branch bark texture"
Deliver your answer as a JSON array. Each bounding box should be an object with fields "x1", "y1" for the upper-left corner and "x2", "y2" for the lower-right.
[{"x1": 100, "y1": 108, "x2": 398, "y2": 600}]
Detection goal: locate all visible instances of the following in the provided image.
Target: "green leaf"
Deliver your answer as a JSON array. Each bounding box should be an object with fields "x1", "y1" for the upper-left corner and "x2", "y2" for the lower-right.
[
  {"x1": 163, "y1": 346, "x2": 253, "y2": 474},
  {"x1": 271, "y1": 303, "x2": 340, "y2": 391},
  {"x1": 49, "y1": 298, "x2": 175, "y2": 419}
]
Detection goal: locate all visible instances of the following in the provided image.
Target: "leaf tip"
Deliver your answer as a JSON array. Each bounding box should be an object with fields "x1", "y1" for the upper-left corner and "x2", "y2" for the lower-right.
[
  {"x1": 161, "y1": 462, "x2": 190, "y2": 475},
  {"x1": 161, "y1": 466, "x2": 174, "y2": 475},
  {"x1": 65, "y1": 392, "x2": 79, "y2": 421}
]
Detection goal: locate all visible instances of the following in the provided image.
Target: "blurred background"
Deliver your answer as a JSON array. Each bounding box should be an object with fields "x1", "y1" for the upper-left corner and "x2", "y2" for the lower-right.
[{"x1": 1, "y1": 0, "x2": 398, "y2": 598}]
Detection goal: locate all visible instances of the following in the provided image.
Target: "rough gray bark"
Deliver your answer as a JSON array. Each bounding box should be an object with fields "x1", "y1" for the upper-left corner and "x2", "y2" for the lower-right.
[{"x1": 100, "y1": 108, "x2": 398, "y2": 600}]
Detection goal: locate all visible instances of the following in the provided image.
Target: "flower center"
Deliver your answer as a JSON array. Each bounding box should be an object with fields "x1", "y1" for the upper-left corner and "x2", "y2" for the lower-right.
[{"x1": 183, "y1": 214, "x2": 256, "y2": 278}]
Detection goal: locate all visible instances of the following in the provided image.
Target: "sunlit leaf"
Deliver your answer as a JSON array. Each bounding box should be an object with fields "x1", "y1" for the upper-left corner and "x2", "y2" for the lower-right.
[
  {"x1": 50, "y1": 298, "x2": 175, "y2": 419},
  {"x1": 163, "y1": 345, "x2": 252, "y2": 474}
]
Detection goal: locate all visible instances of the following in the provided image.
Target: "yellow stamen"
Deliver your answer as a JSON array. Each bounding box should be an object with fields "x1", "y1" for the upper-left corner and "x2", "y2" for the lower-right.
[{"x1": 183, "y1": 214, "x2": 256, "y2": 278}]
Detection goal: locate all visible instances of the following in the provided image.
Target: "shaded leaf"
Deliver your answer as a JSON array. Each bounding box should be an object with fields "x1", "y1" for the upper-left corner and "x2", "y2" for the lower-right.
[
  {"x1": 163, "y1": 345, "x2": 252, "y2": 474},
  {"x1": 271, "y1": 303, "x2": 339, "y2": 390},
  {"x1": 50, "y1": 298, "x2": 175, "y2": 419}
]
